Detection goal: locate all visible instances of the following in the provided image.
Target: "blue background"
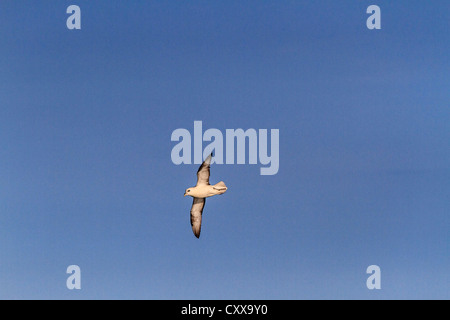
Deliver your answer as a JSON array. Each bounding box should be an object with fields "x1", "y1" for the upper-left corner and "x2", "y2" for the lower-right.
[{"x1": 0, "y1": 1, "x2": 448, "y2": 299}]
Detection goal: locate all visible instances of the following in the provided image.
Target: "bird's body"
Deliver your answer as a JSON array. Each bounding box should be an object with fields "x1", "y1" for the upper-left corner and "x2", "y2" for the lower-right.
[
  {"x1": 186, "y1": 182, "x2": 227, "y2": 198},
  {"x1": 184, "y1": 153, "x2": 227, "y2": 238}
]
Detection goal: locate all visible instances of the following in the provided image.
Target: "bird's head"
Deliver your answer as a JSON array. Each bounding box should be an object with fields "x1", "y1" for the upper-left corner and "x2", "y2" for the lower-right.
[{"x1": 184, "y1": 188, "x2": 192, "y2": 197}]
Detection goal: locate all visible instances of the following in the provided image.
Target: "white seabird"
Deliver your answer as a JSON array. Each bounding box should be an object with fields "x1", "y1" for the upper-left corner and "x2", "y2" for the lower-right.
[{"x1": 184, "y1": 153, "x2": 227, "y2": 238}]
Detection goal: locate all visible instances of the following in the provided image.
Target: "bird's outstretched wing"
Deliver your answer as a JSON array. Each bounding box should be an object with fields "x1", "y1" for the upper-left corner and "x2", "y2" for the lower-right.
[
  {"x1": 190, "y1": 197, "x2": 206, "y2": 238},
  {"x1": 196, "y1": 153, "x2": 212, "y2": 186}
]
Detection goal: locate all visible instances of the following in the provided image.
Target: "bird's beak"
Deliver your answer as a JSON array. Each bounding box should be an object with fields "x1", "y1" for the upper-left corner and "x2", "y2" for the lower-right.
[{"x1": 184, "y1": 193, "x2": 187, "y2": 197}]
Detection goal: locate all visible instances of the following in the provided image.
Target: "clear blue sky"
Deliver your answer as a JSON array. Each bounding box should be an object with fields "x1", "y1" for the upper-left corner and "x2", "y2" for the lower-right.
[{"x1": 0, "y1": 1, "x2": 448, "y2": 299}]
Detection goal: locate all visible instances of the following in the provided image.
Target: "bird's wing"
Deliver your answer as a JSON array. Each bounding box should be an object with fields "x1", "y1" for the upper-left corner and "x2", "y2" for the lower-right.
[
  {"x1": 190, "y1": 197, "x2": 206, "y2": 238},
  {"x1": 196, "y1": 153, "x2": 212, "y2": 186}
]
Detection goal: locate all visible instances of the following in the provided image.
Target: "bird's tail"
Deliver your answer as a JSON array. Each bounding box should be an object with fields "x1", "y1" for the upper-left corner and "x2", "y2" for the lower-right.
[{"x1": 213, "y1": 181, "x2": 227, "y2": 194}]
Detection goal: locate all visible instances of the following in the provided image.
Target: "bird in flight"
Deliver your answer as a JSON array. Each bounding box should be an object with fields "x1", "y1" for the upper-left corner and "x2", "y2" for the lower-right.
[{"x1": 184, "y1": 153, "x2": 227, "y2": 238}]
